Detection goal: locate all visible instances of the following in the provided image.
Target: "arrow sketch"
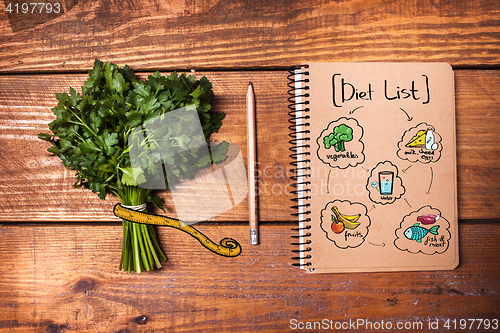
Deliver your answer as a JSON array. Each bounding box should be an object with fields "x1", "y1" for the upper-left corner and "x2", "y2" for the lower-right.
[
  {"x1": 327, "y1": 170, "x2": 331, "y2": 194},
  {"x1": 404, "y1": 198, "x2": 412, "y2": 208},
  {"x1": 369, "y1": 242, "x2": 386, "y2": 247},
  {"x1": 426, "y1": 166, "x2": 433, "y2": 194},
  {"x1": 402, "y1": 165, "x2": 412, "y2": 173},
  {"x1": 399, "y1": 108, "x2": 413, "y2": 121},
  {"x1": 349, "y1": 106, "x2": 364, "y2": 114},
  {"x1": 369, "y1": 205, "x2": 376, "y2": 212}
]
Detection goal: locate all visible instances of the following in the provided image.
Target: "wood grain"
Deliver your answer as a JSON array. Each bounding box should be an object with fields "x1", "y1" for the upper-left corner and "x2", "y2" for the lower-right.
[
  {"x1": 0, "y1": 0, "x2": 499, "y2": 72},
  {"x1": 0, "y1": 71, "x2": 292, "y2": 222},
  {"x1": 0, "y1": 223, "x2": 498, "y2": 332},
  {"x1": 455, "y1": 70, "x2": 500, "y2": 220},
  {"x1": 0, "y1": 0, "x2": 498, "y2": 331},
  {"x1": 0, "y1": 70, "x2": 499, "y2": 222}
]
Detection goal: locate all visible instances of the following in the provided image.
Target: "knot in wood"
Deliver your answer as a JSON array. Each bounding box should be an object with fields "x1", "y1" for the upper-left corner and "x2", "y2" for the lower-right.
[
  {"x1": 73, "y1": 278, "x2": 96, "y2": 293},
  {"x1": 134, "y1": 315, "x2": 148, "y2": 325}
]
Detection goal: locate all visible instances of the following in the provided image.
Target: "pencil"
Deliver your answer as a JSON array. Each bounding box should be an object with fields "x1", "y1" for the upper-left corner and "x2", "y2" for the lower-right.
[{"x1": 247, "y1": 82, "x2": 258, "y2": 245}]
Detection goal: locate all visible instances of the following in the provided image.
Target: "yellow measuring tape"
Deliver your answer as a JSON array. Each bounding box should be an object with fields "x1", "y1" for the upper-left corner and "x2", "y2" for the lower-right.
[{"x1": 113, "y1": 204, "x2": 242, "y2": 257}]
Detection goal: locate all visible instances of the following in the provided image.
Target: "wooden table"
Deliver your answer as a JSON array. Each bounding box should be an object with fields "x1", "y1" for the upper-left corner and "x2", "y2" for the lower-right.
[{"x1": 1, "y1": 1, "x2": 499, "y2": 332}]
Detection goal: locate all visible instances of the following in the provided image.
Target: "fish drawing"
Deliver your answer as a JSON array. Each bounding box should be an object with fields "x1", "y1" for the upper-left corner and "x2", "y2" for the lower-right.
[{"x1": 404, "y1": 223, "x2": 439, "y2": 243}]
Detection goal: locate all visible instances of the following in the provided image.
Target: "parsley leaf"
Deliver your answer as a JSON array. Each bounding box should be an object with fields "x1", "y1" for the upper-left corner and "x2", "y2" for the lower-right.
[{"x1": 38, "y1": 59, "x2": 227, "y2": 274}]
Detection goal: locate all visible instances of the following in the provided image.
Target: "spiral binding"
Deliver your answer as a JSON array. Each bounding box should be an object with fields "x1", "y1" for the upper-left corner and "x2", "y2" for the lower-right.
[{"x1": 287, "y1": 65, "x2": 313, "y2": 270}]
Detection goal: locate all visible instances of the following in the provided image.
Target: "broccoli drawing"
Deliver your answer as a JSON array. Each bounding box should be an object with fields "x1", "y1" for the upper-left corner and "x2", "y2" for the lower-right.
[{"x1": 323, "y1": 124, "x2": 353, "y2": 152}]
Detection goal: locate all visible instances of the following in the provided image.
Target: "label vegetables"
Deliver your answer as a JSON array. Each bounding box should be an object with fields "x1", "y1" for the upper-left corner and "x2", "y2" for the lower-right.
[{"x1": 38, "y1": 60, "x2": 226, "y2": 273}]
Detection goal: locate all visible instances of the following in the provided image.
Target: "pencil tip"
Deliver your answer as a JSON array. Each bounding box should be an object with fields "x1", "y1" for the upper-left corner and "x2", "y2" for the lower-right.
[{"x1": 248, "y1": 82, "x2": 252, "y2": 86}]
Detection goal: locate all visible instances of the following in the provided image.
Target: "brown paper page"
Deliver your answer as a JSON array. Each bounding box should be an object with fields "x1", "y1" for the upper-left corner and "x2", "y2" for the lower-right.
[{"x1": 296, "y1": 63, "x2": 458, "y2": 273}]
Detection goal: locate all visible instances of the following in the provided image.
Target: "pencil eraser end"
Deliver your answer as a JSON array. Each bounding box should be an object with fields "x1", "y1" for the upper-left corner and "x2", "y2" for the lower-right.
[{"x1": 250, "y1": 229, "x2": 258, "y2": 245}]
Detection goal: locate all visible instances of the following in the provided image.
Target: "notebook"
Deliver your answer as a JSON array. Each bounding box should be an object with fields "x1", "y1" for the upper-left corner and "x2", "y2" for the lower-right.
[{"x1": 288, "y1": 63, "x2": 458, "y2": 273}]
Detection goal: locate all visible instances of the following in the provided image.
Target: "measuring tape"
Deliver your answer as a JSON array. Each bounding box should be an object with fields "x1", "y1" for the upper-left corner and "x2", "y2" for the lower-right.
[{"x1": 113, "y1": 204, "x2": 242, "y2": 257}]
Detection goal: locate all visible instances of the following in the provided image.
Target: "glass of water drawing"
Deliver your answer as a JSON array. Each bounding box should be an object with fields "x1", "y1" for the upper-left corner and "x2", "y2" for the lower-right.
[{"x1": 378, "y1": 171, "x2": 394, "y2": 195}]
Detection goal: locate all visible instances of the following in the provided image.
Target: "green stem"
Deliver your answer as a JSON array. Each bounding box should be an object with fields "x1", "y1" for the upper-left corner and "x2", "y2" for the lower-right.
[
  {"x1": 148, "y1": 225, "x2": 167, "y2": 262},
  {"x1": 119, "y1": 220, "x2": 129, "y2": 271},
  {"x1": 128, "y1": 244, "x2": 133, "y2": 273},
  {"x1": 66, "y1": 107, "x2": 97, "y2": 137},
  {"x1": 141, "y1": 224, "x2": 155, "y2": 269},
  {"x1": 135, "y1": 222, "x2": 151, "y2": 272},
  {"x1": 143, "y1": 225, "x2": 161, "y2": 269},
  {"x1": 131, "y1": 221, "x2": 142, "y2": 273},
  {"x1": 118, "y1": 185, "x2": 167, "y2": 273}
]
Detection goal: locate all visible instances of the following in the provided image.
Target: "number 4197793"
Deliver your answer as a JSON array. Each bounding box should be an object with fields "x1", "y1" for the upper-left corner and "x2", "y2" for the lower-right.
[
  {"x1": 444, "y1": 319, "x2": 498, "y2": 330},
  {"x1": 5, "y1": 2, "x2": 61, "y2": 14}
]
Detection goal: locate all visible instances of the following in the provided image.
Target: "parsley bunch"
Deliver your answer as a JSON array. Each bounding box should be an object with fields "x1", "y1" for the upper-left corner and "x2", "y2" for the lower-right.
[{"x1": 39, "y1": 60, "x2": 225, "y2": 273}]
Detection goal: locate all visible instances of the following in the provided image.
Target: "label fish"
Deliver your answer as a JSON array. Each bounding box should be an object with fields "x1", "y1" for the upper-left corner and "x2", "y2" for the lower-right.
[{"x1": 404, "y1": 223, "x2": 439, "y2": 243}]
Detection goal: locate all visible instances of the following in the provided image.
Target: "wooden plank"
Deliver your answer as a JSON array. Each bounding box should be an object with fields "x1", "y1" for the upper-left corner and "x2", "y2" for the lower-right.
[
  {"x1": 0, "y1": 70, "x2": 499, "y2": 222},
  {"x1": 0, "y1": 223, "x2": 498, "y2": 332},
  {"x1": 455, "y1": 70, "x2": 500, "y2": 220},
  {"x1": 0, "y1": 71, "x2": 292, "y2": 222},
  {"x1": 0, "y1": 0, "x2": 499, "y2": 72}
]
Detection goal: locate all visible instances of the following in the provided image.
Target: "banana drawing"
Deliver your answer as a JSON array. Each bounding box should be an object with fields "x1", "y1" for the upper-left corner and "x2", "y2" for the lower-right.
[
  {"x1": 332, "y1": 206, "x2": 361, "y2": 229},
  {"x1": 113, "y1": 204, "x2": 242, "y2": 257}
]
